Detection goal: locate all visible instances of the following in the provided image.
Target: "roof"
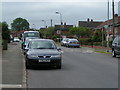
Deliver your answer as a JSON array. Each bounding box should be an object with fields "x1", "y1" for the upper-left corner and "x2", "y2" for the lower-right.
[
  {"x1": 96, "y1": 15, "x2": 120, "y2": 29},
  {"x1": 78, "y1": 21, "x2": 103, "y2": 29},
  {"x1": 55, "y1": 25, "x2": 73, "y2": 31}
]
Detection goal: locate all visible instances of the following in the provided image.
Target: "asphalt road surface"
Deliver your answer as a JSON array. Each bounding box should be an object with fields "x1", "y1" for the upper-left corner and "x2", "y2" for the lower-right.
[{"x1": 27, "y1": 46, "x2": 118, "y2": 88}]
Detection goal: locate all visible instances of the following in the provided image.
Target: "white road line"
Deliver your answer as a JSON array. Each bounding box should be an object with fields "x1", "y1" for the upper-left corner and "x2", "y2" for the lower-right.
[{"x1": 0, "y1": 84, "x2": 22, "y2": 88}]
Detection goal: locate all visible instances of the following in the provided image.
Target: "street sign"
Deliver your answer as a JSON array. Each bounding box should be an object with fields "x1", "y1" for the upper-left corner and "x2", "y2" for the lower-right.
[{"x1": 57, "y1": 30, "x2": 61, "y2": 35}]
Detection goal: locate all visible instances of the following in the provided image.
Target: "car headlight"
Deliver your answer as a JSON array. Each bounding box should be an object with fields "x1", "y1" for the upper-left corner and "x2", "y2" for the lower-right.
[
  {"x1": 51, "y1": 55, "x2": 61, "y2": 58},
  {"x1": 27, "y1": 55, "x2": 38, "y2": 58}
]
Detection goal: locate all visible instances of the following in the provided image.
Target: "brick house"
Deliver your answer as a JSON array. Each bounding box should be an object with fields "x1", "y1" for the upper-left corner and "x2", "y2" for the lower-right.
[
  {"x1": 55, "y1": 22, "x2": 73, "y2": 37},
  {"x1": 96, "y1": 14, "x2": 120, "y2": 41}
]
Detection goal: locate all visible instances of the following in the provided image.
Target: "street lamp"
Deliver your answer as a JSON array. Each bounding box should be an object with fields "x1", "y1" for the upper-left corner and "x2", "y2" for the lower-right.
[
  {"x1": 56, "y1": 12, "x2": 62, "y2": 25},
  {"x1": 56, "y1": 11, "x2": 63, "y2": 40},
  {"x1": 42, "y1": 20, "x2": 47, "y2": 28},
  {"x1": 33, "y1": 24, "x2": 36, "y2": 30}
]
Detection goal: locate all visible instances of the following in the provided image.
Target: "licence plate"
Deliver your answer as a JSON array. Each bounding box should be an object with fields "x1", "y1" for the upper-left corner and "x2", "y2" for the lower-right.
[{"x1": 38, "y1": 60, "x2": 51, "y2": 62}]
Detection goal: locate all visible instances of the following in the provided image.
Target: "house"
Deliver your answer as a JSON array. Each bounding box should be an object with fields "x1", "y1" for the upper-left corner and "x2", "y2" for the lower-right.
[
  {"x1": 55, "y1": 22, "x2": 73, "y2": 37},
  {"x1": 96, "y1": 14, "x2": 120, "y2": 41},
  {"x1": 78, "y1": 18, "x2": 103, "y2": 30}
]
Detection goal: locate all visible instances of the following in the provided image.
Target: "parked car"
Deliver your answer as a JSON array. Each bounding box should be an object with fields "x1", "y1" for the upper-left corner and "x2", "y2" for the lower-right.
[
  {"x1": 21, "y1": 31, "x2": 41, "y2": 49},
  {"x1": 13, "y1": 37, "x2": 20, "y2": 42},
  {"x1": 66, "y1": 39, "x2": 80, "y2": 48},
  {"x1": 23, "y1": 37, "x2": 39, "y2": 50},
  {"x1": 61, "y1": 38, "x2": 69, "y2": 46},
  {"x1": 25, "y1": 39, "x2": 62, "y2": 69},
  {"x1": 112, "y1": 36, "x2": 120, "y2": 57}
]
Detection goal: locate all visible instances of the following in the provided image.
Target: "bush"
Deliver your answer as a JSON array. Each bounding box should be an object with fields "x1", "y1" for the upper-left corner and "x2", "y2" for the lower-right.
[{"x1": 78, "y1": 38, "x2": 91, "y2": 45}]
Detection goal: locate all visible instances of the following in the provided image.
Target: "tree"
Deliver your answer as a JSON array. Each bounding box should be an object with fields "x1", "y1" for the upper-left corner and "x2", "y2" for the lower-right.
[
  {"x1": 41, "y1": 27, "x2": 55, "y2": 38},
  {"x1": 92, "y1": 29, "x2": 105, "y2": 42},
  {"x1": 11, "y1": 17, "x2": 29, "y2": 31},
  {"x1": 2, "y1": 21, "x2": 10, "y2": 41},
  {"x1": 70, "y1": 27, "x2": 93, "y2": 38}
]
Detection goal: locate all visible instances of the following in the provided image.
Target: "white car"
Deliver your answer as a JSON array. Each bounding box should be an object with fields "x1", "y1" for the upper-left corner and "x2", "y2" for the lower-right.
[
  {"x1": 61, "y1": 38, "x2": 69, "y2": 46},
  {"x1": 13, "y1": 37, "x2": 20, "y2": 42}
]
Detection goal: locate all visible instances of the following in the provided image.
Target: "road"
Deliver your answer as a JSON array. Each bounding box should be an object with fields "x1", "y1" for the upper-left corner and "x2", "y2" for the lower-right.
[{"x1": 27, "y1": 46, "x2": 118, "y2": 88}]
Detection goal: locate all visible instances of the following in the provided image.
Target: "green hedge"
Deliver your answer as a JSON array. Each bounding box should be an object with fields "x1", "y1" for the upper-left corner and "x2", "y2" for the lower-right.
[{"x1": 79, "y1": 38, "x2": 112, "y2": 48}]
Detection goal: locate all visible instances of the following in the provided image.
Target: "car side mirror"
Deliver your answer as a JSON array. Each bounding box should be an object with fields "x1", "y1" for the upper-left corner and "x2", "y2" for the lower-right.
[
  {"x1": 23, "y1": 44, "x2": 26, "y2": 47},
  {"x1": 57, "y1": 47, "x2": 61, "y2": 51}
]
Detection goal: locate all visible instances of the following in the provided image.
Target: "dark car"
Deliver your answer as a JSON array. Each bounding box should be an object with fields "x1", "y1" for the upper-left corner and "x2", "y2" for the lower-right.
[
  {"x1": 112, "y1": 36, "x2": 120, "y2": 57},
  {"x1": 25, "y1": 39, "x2": 62, "y2": 69}
]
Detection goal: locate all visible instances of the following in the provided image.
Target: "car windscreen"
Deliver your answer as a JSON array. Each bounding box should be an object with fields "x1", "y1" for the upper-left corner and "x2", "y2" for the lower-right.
[
  {"x1": 30, "y1": 40, "x2": 57, "y2": 49},
  {"x1": 24, "y1": 32, "x2": 40, "y2": 38}
]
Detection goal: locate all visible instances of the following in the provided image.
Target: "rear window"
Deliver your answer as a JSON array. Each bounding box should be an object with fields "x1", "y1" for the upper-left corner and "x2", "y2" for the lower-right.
[
  {"x1": 24, "y1": 32, "x2": 40, "y2": 38},
  {"x1": 69, "y1": 39, "x2": 78, "y2": 42}
]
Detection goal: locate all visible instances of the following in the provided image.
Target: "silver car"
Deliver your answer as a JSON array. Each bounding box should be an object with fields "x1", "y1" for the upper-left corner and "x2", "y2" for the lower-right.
[{"x1": 66, "y1": 39, "x2": 80, "y2": 48}]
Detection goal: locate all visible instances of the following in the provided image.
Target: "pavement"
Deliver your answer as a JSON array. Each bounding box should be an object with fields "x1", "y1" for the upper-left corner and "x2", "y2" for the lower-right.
[{"x1": 2, "y1": 42, "x2": 26, "y2": 89}]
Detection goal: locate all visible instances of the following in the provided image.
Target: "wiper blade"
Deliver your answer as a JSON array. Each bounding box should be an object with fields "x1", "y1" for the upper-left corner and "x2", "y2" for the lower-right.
[
  {"x1": 33, "y1": 48, "x2": 55, "y2": 49},
  {"x1": 33, "y1": 48, "x2": 46, "y2": 49}
]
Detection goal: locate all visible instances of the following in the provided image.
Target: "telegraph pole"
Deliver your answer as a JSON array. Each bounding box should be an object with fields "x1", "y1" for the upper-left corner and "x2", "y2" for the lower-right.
[
  {"x1": 107, "y1": 0, "x2": 110, "y2": 52},
  {"x1": 51, "y1": 19, "x2": 53, "y2": 27},
  {"x1": 112, "y1": 0, "x2": 115, "y2": 39}
]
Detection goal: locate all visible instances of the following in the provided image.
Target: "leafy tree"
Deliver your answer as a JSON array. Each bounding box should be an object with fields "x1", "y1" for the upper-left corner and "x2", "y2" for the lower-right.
[
  {"x1": 70, "y1": 27, "x2": 93, "y2": 38},
  {"x1": 2, "y1": 22, "x2": 10, "y2": 41},
  {"x1": 11, "y1": 17, "x2": 29, "y2": 31},
  {"x1": 44, "y1": 27, "x2": 55, "y2": 38},
  {"x1": 92, "y1": 29, "x2": 105, "y2": 42}
]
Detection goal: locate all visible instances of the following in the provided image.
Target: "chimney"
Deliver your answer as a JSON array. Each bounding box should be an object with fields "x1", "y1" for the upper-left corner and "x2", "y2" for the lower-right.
[
  {"x1": 87, "y1": 18, "x2": 90, "y2": 22},
  {"x1": 91, "y1": 19, "x2": 93, "y2": 22},
  {"x1": 64, "y1": 22, "x2": 66, "y2": 26},
  {"x1": 114, "y1": 14, "x2": 118, "y2": 17}
]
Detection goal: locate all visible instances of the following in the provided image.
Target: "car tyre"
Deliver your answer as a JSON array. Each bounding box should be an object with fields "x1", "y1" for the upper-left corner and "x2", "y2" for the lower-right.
[
  {"x1": 26, "y1": 60, "x2": 31, "y2": 69},
  {"x1": 56, "y1": 62, "x2": 61, "y2": 69},
  {"x1": 56, "y1": 65, "x2": 61, "y2": 69},
  {"x1": 112, "y1": 50, "x2": 116, "y2": 57}
]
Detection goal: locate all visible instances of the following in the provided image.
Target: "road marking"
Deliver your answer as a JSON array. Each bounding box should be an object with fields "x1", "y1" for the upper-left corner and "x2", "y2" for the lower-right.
[{"x1": 0, "y1": 84, "x2": 22, "y2": 88}]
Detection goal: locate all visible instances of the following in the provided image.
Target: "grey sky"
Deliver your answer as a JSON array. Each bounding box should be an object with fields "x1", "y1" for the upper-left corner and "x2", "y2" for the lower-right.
[{"x1": 1, "y1": 1, "x2": 120, "y2": 29}]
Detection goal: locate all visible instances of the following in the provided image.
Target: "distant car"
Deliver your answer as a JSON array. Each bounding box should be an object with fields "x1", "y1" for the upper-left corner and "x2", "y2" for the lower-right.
[
  {"x1": 25, "y1": 39, "x2": 62, "y2": 69},
  {"x1": 61, "y1": 38, "x2": 69, "y2": 46},
  {"x1": 112, "y1": 36, "x2": 120, "y2": 57},
  {"x1": 66, "y1": 39, "x2": 80, "y2": 48},
  {"x1": 13, "y1": 37, "x2": 20, "y2": 42}
]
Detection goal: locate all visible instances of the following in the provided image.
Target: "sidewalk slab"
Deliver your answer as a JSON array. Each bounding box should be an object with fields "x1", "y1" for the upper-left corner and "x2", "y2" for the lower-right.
[{"x1": 2, "y1": 42, "x2": 25, "y2": 87}]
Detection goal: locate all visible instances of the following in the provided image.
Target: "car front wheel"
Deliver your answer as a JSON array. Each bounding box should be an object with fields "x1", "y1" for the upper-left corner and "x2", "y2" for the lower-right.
[{"x1": 112, "y1": 50, "x2": 116, "y2": 57}]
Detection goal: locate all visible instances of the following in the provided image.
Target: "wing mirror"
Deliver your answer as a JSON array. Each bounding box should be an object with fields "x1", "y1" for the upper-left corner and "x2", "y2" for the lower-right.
[{"x1": 57, "y1": 47, "x2": 61, "y2": 51}]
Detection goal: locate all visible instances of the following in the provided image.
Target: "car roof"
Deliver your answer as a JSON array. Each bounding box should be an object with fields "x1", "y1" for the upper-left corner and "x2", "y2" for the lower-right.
[
  {"x1": 30, "y1": 39, "x2": 54, "y2": 42},
  {"x1": 24, "y1": 31, "x2": 39, "y2": 33}
]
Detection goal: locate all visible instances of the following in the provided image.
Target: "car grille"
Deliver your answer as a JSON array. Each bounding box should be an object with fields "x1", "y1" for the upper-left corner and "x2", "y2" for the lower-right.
[{"x1": 38, "y1": 56, "x2": 51, "y2": 58}]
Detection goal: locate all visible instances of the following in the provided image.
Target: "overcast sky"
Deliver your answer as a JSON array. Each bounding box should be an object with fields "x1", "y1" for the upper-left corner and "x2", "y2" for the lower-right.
[{"x1": 1, "y1": 0, "x2": 120, "y2": 29}]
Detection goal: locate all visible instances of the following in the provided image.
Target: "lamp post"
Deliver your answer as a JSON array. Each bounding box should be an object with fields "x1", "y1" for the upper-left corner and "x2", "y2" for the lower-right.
[
  {"x1": 56, "y1": 12, "x2": 63, "y2": 40},
  {"x1": 33, "y1": 24, "x2": 36, "y2": 30},
  {"x1": 56, "y1": 12, "x2": 62, "y2": 25}
]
